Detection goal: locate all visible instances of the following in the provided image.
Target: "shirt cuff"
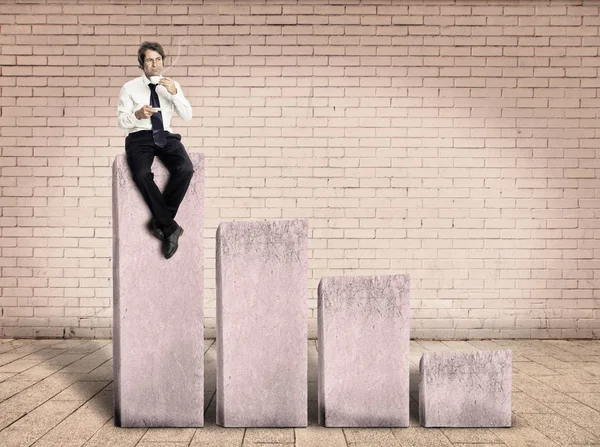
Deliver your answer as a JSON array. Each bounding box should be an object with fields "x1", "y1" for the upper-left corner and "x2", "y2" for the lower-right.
[{"x1": 129, "y1": 110, "x2": 145, "y2": 125}]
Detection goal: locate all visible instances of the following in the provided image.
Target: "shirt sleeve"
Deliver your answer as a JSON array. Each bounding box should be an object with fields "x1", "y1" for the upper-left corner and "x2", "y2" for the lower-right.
[
  {"x1": 171, "y1": 81, "x2": 193, "y2": 121},
  {"x1": 117, "y1": 85, "x2": 145, "y2": 130}
]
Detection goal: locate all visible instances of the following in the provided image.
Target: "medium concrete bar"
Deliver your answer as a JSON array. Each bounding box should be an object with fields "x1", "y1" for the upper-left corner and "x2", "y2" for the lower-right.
[
  {"x1": 112, "y1": 153, "x2": 204, "y2": 427},
  {"x1": 216, "y1": 219, "x2": 308, "y2": 427},
  {"x1": 419, "y1": 350, "x2": 512, "y2": 427},
  {"x1": 318, "y1": 274, "x2": 411, "y2": 427}
]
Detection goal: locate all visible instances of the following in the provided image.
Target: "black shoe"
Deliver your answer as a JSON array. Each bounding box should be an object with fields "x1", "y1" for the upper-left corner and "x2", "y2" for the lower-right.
[
  {"x1": 147, "y1": 219, "x2": 164, "y2": 240},
  {"x1": 162, "y1": 225, "x2": 183, "y2": 259}
]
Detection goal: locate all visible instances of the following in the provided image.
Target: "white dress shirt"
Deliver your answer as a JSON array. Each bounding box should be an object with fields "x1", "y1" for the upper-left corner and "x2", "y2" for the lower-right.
[{"x1": 117, "y1": 73, "x2": 192, "y2": 134}]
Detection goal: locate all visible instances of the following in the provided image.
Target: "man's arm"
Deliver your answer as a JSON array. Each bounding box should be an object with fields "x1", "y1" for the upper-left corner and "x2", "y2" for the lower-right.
[
  {"x1": 117, "y1": 86, "x2": 146, "y2": 130},
  {"x1": 170, "y1": 80, "x2": 193, "y2": 121}
]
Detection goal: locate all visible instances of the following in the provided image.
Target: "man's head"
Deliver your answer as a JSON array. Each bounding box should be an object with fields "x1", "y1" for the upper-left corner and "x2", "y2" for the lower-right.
[{"x1": 138, "y1": 41, "x2": 165, "y2": 79}]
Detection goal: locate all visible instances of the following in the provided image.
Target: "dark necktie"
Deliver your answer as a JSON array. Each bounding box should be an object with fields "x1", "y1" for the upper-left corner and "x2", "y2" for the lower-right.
[{"x1": 149, "y1": 83, "x2": 167, "y2": 148}]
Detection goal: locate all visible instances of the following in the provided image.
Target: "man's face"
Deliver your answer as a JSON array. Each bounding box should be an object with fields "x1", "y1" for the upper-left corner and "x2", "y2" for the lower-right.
[{"x1": 143, "y1": 49, "x2": 163, "y2": 78}]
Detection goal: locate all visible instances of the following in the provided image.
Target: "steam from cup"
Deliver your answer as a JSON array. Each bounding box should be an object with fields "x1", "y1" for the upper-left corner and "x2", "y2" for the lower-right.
[{"x1": 161, "y1": 36, "x2": 186, "y2": 76}]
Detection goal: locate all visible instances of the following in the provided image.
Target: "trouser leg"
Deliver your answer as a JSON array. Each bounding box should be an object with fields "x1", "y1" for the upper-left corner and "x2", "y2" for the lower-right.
[
  {"x1": 125, "y1": 132, "x2": 175, "y2": 233},
  {"x1": 155, "y1": 133, "x2": 194, "y2": 236}
]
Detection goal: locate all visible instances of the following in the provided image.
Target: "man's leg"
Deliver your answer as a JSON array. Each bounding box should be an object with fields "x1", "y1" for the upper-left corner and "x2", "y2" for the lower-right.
[
  {"x1": 155, "y1": 133, "x2": 194, "y2": 237},
  {"x1": 125, "y1": 131, "x2": 174, "y2": 233}
]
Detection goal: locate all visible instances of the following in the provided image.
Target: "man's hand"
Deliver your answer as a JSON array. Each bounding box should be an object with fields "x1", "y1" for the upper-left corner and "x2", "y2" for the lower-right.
[
  {"x1": 159, "y1": 77, "x2": 177, "y2": 95},
  {"x1": 135, "y1": 105, "x2": 158, "y2": 120}
]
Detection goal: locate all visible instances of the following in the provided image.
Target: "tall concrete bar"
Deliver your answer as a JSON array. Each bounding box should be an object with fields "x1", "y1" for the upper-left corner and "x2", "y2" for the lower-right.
[
  {"x1": 318, "y1": 274, "x2": 411, "y2": 427},
  {"x1": 216, "y1": 219, "x2": 308, "y2": 427},
  {"x1": 112, "y1": 153, "x2": 204, "y2": 427}
]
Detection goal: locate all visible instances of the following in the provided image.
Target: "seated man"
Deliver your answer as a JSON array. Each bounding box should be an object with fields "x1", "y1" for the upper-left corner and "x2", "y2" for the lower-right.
[{"x1": 117, "y1": 41, "x2": 193, "y2": 259}]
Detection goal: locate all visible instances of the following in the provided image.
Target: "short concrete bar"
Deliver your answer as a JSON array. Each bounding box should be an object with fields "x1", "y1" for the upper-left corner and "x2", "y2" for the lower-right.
[
  {"x1": 112, "y1": 153, "x2": 205, "y2": 427},
  {"x1": 318, "y1": 274, "x2": 411, "y2": 427},
  {"x1": 419, "y1": 350, "x2": 512, "y2": 428},
  {"x1": 216, "y1": 219, "x2": 308, "y2": 427}
]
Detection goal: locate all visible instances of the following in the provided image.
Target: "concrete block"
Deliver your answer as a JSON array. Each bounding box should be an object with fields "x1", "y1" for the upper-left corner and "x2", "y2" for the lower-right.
[
  {"x1": 419, "y1": 350, "x2": 512, "y2": 427},
  {"x1": 216, "y1": 219, "x2": 308, "y2": 427},
  {"x1": 112, "y1": 153, "x2": 204, "y2": 427},
  {"x1": 318, "y1": 274, "x2": 411, "y2": 427}
]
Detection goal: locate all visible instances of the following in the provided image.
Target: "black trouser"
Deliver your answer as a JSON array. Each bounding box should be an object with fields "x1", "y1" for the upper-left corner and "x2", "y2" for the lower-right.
[{"x1": 125, "y1": 130, "x2": 194, "y2": 237}]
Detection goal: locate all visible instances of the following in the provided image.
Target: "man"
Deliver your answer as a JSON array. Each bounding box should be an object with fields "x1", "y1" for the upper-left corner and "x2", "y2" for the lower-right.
[{"x1": 117, "y1": 41, "x2": 193, "y2": 259}]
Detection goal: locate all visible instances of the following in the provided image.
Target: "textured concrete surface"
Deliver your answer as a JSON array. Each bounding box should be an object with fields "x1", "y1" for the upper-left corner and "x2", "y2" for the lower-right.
[
  {"x1": 112, "y1": 153, "x2": 205, "y2": 427},
  {"x1": 2, "y1": 339, "x2": 594, "y2": 446},
  {"x1": 216, "y1": 219, "x2": 308, "y2": 427},
  {"x1": 318, "y1": 274, "x2": 411, "y2": 427},
  {"x1": 419, "y1": 350, "x2": 512, "y2": 428}
]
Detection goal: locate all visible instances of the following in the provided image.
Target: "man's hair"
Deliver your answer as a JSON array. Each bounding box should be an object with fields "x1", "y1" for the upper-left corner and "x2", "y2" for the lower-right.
[{"x1": 137, "y1": 41, "x2": 166, "y2": 69}]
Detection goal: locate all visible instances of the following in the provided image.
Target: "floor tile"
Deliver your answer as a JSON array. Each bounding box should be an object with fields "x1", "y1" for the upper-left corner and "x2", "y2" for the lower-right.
[
  {"x1": 392, "y1": 425, "x2": 453, "y2": 446},
  {"x1": 140, "y1": 427, "x2": 196, "y2": 443},
  {"x1": 520, "y1": 413, "x2": 599, "y2": 445},
  {"x1": 0, "y1": 378, "x2": 37, "y2": 402},
  {"x1": 0, "y1": 399, "x2": 82, "y2": 447},
  {"x1": 189, "y1": 422, "x2": 244, "y2": 447},
  {"x1": 0, "y1": 372, "x2": 83, "y2": 413},
  {"x1": 544, "y1": 401, "x2": 600, "y2": 438},
  {"x1": 295, "y1": 426, "x2": 346, "y2": 447},
  {"x1": 491, "y1": 424, "x2": 558, "y2": 447},
  {"x1": 82, "y1": 418, "x2": 146, "y2": 447},
  {"x1": 51, "y1": 380, "x2": 109, "y2": 403},
  {"x1": 441, "y1": 427, "x2": 504, "y2": 444},
  {"x1": 512, "y1": 362, "x2": 558, "y2": 376},
  {"x1": 511, "y1": 392, "x2": 554, "y2": 414},
  {"x1": 244, "y1": 428, "x2": 294, "y2": 444},
  {"x1": 136, "y1": 443, "x2": 190, "y2": 447},
  {"x1": 343, "y1": 428, "x2": 400, "y2": 445},
  {"x1": 0, "y1": 412, "x2": 26, "y2": 431},
  {"x1": 568, "y1": 393, "x2": 600, "y2": 412}
]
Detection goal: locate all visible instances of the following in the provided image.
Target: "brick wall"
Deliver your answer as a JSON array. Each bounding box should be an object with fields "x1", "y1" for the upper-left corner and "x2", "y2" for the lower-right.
[{"x1": 1, "y1": 0, "x2": 599, "y2": 339}]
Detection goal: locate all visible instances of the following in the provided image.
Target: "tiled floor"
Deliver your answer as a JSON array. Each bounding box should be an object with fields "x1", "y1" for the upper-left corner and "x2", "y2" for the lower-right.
[{"x1": 0, "y1": 338, "x2": 599, "y2": 446}]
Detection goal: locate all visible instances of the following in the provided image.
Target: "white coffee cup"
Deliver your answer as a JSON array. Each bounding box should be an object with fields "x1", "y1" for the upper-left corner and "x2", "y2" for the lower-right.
[{"x1": 149, "y1": 75, "x2": 161, "y2": 84}]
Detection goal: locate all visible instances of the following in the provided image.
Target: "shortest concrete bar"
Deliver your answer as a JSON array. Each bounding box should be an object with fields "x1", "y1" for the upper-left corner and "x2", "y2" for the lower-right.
[
  {"x1": 113, "y1": 153, "x2": 205, "y2": 427},
  {"x1": 318, "y1": 274, "x2": 411, "y2": 427},
  {"x1": 216, "y1": 219, "x2": 308, "y2": 427},
  {"x1": 419, "y1": 350, "x2": 512, "y2": 428}
]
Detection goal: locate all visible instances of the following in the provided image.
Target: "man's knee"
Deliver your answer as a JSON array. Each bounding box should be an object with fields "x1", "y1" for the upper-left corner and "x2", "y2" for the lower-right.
[
  {"x1": 131, "y1": 169, "x2": 154, "y2": 185},
  {"x1": 178, "y1": 160, "x2": 194, "y2": 180}
]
